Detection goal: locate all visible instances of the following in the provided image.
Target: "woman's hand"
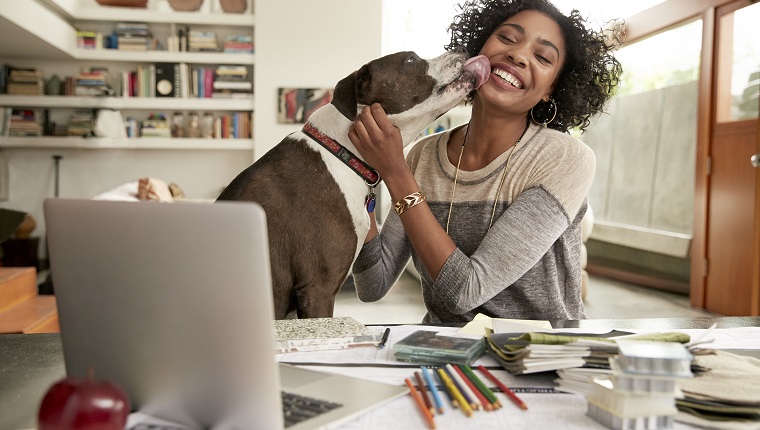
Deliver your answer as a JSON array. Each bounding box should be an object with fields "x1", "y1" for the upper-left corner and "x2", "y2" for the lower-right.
[{"x1": 348, "y1": 103, "x2": 407, "y2": 180}]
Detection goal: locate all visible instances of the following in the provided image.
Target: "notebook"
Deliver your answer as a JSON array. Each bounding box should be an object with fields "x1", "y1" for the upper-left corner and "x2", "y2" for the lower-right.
[{"x1": 44, "y1": 198, "x2": 406, "y2": 430}]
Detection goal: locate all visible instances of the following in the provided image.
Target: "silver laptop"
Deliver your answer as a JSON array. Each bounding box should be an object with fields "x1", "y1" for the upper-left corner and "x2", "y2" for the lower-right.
[{"x1": 44, "y1": 198, "x2": 406, "y2": 430}]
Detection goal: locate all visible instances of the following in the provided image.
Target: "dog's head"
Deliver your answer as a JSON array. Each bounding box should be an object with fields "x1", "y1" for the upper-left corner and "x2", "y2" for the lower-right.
[{"x1": 332, "y1": 50, "x2": 489, "y2": 145}]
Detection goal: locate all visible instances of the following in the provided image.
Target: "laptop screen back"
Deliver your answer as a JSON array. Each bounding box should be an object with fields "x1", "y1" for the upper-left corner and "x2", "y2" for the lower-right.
[{"x1": 44, "y1": 198, "x2": 284, "y2": 428}]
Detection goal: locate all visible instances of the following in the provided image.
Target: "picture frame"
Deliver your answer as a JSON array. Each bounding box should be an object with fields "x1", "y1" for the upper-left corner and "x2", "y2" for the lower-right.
[{"x1": 277, "y1": 87, "x2": 333, "y2": 124}]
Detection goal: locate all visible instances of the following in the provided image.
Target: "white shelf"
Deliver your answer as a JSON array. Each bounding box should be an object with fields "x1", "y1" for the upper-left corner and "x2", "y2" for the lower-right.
[
  {"x1": 74, "y1": 7, "x2": 254, "y2": 26},
  {"x1": 0, "y1": 136, "x2": 254, "y2": 150},
  {"x1": 0, "y1": 95, "x2": 254, "y2": 111},
  {"x1": 73, "y1": 48, "x2": 254, "y2": 65}
]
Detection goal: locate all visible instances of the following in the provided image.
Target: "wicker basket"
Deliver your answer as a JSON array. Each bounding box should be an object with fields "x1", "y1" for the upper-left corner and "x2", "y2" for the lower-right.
[{"x1": 95, "y1": 0, "x2": 148, "y2": 7}]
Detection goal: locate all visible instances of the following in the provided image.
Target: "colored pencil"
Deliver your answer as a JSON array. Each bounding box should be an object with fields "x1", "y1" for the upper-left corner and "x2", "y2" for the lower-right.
[
  {"x1": 421, "y1": 366, "x2": 445, "y2": 414},
  {"x1": 453, "y1": 365, "x2": 493, "y2": 411},
  {"x1": 461, "y1": 364, "x2": 501, "y2": 409},
  {"x1": 414, "y1": 371, "x2": 435, "y2": 414},
  {"x1": 434, "y1": 367, "x2": 459, "y2": 409},
  {"x1": 405, "y1": 378, "x2": 436, "y2": 429},
  {"x1": 477, "y1": 365, "x2": 528, "y2": 410},
  {"x1": 445, "y1": 364, "x2": 480, "y2": 410},
  {"x1": 437, "y1": 368, "x2": 472, "y2": 417}
]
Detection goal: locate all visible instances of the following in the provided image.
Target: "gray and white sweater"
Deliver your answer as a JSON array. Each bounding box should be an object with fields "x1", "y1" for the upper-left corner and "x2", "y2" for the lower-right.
[{"x1": 352, "y1": 122, "x2": 595, "y2": 323}]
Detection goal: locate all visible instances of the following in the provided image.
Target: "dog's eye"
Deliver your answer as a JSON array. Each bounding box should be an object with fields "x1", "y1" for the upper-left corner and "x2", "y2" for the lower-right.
[{"x1": 405, "y1": 54, "x2": 421, "y2": 63}]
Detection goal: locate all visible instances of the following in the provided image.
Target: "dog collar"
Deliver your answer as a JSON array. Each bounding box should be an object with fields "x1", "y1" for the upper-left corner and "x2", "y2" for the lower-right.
[{"x1": 302, "y1": 122, "x2": 381, "y2": 187}]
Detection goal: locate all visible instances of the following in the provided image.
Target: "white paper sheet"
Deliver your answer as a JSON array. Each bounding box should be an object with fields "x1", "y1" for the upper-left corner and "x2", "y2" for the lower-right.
[{"x1": 334, "y1": 392, "x2": 699, "y2": 430}]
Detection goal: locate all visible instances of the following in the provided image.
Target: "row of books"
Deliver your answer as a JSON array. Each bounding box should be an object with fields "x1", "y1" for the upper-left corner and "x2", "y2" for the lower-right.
[
  {"x1": 0, "y1": 107, "x2": 99, "y2": 138},
  {"x1": 76, "y1": 23, "x2": 252, "y2": 54},
  {"x1": 121, "y1": 63, "x2": 252, "y2": 99},
  {"x1": 132, "y1": 112, "x2": 251, "y2": 139}
]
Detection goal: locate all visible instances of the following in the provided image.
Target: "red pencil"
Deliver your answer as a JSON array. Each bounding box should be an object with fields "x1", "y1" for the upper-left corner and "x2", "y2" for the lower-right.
[
  {"x1": 405, "y1": 378, "x2": 436, "y2": 429},
  {"x1": 477, "y1": 365, "x2": 528, "y2": 410},
  {"x1": 453, "y1": 365, "x2": 493, "y2": 411}
]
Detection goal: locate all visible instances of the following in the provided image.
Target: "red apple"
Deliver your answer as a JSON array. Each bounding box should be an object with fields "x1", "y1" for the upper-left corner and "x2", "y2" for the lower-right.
[{"x1": 38, "y1": 369, "x2": 130, "y2": 430}]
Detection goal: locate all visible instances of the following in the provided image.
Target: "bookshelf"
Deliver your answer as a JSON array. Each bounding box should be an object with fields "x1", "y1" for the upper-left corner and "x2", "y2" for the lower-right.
[
  {"x1": 0, "y1": 136, "x2": 254, "y2": 150},
  {"x1": 0, "y1": 0, "x2": 255, "y2": 150}
]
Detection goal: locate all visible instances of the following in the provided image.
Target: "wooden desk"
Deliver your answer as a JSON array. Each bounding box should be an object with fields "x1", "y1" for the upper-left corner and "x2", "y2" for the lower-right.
[{"x1": 1, "y1": 317, "x2": 758, "y2": 430}]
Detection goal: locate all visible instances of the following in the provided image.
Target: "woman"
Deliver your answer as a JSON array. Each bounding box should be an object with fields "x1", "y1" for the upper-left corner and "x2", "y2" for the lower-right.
[{"x1": 348, "y1": 0, "x2": 622, "y2": 323}]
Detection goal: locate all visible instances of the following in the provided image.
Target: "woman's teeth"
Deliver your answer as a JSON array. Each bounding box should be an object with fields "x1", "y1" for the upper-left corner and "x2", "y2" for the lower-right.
[{"x1": 493, "y1": 68, "x2": 522, "y2": 89}]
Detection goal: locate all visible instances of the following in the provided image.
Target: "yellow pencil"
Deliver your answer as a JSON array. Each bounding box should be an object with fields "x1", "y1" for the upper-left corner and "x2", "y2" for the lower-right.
[{"x1": 436, "y1": 367, "x2": 473, "y2": 417}]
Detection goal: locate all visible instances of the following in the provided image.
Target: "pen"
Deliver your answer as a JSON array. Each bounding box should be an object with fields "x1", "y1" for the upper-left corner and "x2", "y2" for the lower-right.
[
  {"x1": 377, "y1": 327, "x2": 391, "y2": 348},
  {"x1": 414, "y1": 371, "x2": 435, "y2": 414},
  {"x1": 445, "y1": 364, "x2": 480, "y2": 410},
  {"x1": 405, "y1": 378, "x2": 436, "y2": 429},
  {"x1": 477, "y1": 365, "x2": 528, "y2": 410},
  {"x1": 461, "y1": 364, "x2": 501, "y2": 409},
  {"x1": 452, "y1": 365, "x2": 492, "y2": 411},
  {"x1": 421, "y1": 366, "x2": 445, "y2": 414},
  {"x1": 437, "y1": 368, "x2": 472, "y2": 417}
]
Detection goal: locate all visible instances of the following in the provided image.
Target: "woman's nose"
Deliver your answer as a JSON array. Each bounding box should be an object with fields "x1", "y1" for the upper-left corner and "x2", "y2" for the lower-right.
[{"x1": 506, "y1": 47, "x2": 528, "y2": 67}]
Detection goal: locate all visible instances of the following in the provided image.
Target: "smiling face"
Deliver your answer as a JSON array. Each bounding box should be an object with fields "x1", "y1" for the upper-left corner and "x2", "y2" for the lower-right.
[{"x1": 476, "y1": 9, "x2": 566, "y2": 116}]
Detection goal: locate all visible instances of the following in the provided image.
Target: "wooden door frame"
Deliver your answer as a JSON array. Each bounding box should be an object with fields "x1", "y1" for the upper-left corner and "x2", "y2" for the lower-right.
[{"x1": 624, "y1": 0, "x2": 753, "y2": 309}]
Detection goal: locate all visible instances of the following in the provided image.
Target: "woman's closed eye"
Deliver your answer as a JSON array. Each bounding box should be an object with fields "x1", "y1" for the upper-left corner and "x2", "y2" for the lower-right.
[{"x1": 497, "y1": 34, "x2": 516, "y2": 44}]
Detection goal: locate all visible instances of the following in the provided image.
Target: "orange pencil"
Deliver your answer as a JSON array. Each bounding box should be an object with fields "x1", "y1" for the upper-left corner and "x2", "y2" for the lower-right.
[
  {"x1": 414, "y1": 371, "x2": 435, "y2": 414},
  {"x1": 453, "y1": 365, "x2": 493, "y2": 411},
  {"x1": 405, "y1": 378, "x2": 436, "y2": 429},
  {"x1": 477, "y1": 365, "x2": 528, "y2": 410}
]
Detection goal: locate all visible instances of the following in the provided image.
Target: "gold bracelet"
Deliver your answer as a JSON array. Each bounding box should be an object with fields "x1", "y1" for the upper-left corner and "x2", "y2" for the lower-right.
[{"x1": 394, "y1": 191, "x2": 426, "y2": 216}]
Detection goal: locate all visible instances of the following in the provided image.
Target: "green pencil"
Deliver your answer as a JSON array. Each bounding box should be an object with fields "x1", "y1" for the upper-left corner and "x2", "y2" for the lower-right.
[{"x1": 462, "y1": 364, "x2": 501, "y2": 409}]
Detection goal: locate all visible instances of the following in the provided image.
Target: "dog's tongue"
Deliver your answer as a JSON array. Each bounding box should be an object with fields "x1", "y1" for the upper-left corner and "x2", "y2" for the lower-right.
[{"x1": 464, "y1": 55, "x2": 490, "y2": 89}]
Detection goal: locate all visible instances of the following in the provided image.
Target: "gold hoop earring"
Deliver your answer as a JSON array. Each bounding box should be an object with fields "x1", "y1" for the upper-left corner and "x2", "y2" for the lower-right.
[{"x1": 530, "y1": 97, "x2": 558, "y2": 126}]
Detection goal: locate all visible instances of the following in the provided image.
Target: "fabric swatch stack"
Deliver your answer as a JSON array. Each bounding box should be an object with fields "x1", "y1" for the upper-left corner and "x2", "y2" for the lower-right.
[
  {"x1": 586, "y1": 340, "x2": 693, "y2": 430},
  {"x1": 675, "y1": 350, "x2": 760, "y2": 428}
]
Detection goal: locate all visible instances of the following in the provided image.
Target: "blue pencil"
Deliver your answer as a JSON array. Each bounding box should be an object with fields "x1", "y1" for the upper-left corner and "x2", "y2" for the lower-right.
[{"x1": 421, "y1": 366, "x2": 445, "y2": 414}]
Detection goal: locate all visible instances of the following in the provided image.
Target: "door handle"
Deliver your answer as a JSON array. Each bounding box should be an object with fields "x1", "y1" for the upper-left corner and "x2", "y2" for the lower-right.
[{"x1": 753, "y1": 153, "x2": 760, "y2": 168}]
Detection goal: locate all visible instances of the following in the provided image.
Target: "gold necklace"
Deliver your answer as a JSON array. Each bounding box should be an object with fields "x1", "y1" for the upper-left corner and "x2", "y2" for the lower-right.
[{"x1": 445, "y1": 123, "x2": 529, "y2": 234}]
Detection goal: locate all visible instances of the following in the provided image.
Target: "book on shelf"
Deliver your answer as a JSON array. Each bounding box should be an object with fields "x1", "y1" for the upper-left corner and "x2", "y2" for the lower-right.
[
  {"x1": 154, "y1": 63, "x2": 176, "y2": 98},
  {"x1": 0, "y1": 107, "x2": 12, "y2": 136},
  {"x1": 214, "y1": 112, "x2": 251, "y2": 139},
  {"x1": 188, "y1": 30, "x2": 218, "y2": 52},
  {"x1": 75, "y1": 68, "x2": 112, "y2": 97},
  {"x1": 6, "y1": 66, "x2": 43, "y2": 96},
  {"x1": 223, "y1": 35, "x2": 253, "y2": 54},
  {"x1": 140, "y1": 113, "x2": 170, "y2": 138},
  {"x1": 213, "y1": 65, "x2": 252, "y2": 98},
  {"x1": 8, "y1": 109, "x2": 44, "y2": 137},
  {"x1": 273, "y1": 316, "x2": 384, "y2": 353},
  {"x1": 76, "y1": 31, "x2": 102, "y2": 50},
  {"x1": 66, "y1": 110, "x2": 95, "y2": 137},
  {"x1": 106, "y1": 22, "x2": 154, "y2": 51}
]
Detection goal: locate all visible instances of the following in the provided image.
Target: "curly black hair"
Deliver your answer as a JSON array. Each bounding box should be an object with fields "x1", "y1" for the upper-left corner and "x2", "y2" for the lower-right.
[{"x1": 445, "y1": 0, "x2": 623, "y2": 133}]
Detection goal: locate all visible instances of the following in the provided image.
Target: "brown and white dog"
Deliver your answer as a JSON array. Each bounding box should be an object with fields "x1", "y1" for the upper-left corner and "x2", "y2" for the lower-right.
[{"x1": 217, "y1": 50, "x2": 489, "y2": 319}]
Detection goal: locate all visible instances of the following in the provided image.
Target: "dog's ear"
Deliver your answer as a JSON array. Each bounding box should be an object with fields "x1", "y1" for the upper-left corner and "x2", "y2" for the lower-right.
[
  {"x1": 332, "y1": 71, "x2": 357, "y2": 120},
  {"x1": 331, "y1": 64, "x2": 371, "y2": 120}
]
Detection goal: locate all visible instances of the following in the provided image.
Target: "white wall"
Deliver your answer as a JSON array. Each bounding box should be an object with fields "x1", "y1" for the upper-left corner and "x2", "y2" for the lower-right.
[{"x1": 253, "y1": 0, "x2": 383, "y2": 158}]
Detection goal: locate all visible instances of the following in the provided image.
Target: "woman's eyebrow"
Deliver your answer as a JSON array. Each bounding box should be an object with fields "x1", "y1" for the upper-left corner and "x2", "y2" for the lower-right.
[{"x1": 498, "y1": 23, "x2": 561, "y2": 58}]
